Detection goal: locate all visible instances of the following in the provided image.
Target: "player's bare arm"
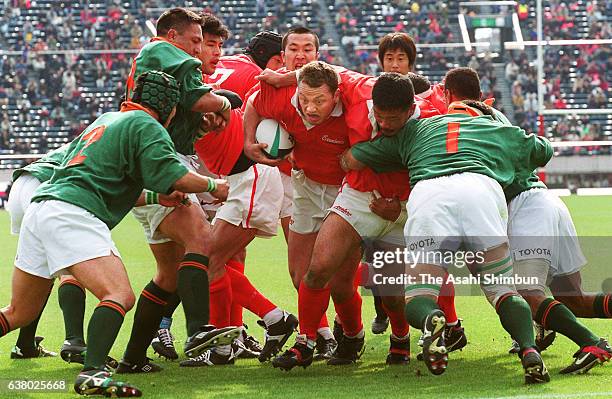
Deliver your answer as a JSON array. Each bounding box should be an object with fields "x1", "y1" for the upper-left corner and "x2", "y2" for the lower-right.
[
  {"x1": 134, "y1": 191, "x2": 190, "y2": 207},
  {"x1": 173, "y1": 171, "x2": 229, "y2": 201},
  {"x1": 191, "y1": 91, "x2": 232, "y2": 124},
  {"x1": 340, "y1": 148, "x2": 366, "y2": 171},
  {"x1": 256, "y1": 69, "x2": 297, "y2": 88}
]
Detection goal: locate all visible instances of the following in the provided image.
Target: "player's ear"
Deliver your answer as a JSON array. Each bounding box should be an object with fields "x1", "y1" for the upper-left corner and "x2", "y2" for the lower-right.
[
  {"x1": 408, "y1": 102, "x2": 416, "y2": 118},
  {"x1": 167, "y1": 28, "x2": 177, "y2": 40},
  {"x1": 280, "y1": 51, "x2": 286, "y2": 65},
  {"x1": 333, "y1": 89, "x2": 340, "y2": 103},
  {"x1": 444, "y1": 88, "x2": 451, "y2": 105}
]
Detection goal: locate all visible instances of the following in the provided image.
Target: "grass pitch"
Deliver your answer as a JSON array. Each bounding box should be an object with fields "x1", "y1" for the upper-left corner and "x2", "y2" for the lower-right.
[{"x1": 0, "y1": 195, "x2": 611, "y2": 398}]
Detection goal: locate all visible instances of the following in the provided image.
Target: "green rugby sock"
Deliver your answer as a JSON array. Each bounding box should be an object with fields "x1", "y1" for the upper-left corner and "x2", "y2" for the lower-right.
[
  {"x1": 84, "y1": 300, "x2": 126, "y2": 370},
  {"x1": 536, "y1": 297, "x2": 599, "y2": 347},
  {"x1": 58, "y1": 279, "x2": 86, "y2": 343},
  {"x1": 178, "y1": 253, "x2": 210, "y2": 336},
  {"x1": 162, "y1": 292, "x2": 181, "y2": 319},
  {"x1": 123, "y1": 281, "x2": 172, "y2": 363},
  {"x1": 404, "y1": 296, "x2": 439, "y2": 330},
  {"x1": 593, "y1": 293, "x2": 612, "y2": 318},
  {"x1": 496, "y1": 294, "x2": 536, "y2": 350}
]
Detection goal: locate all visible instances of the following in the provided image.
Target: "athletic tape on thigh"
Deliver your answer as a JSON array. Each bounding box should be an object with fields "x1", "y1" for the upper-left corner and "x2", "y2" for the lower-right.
[
  {"x1": 513, "y1": 259, "x2": 549, "y2": 293},
  {"x1": 474, "y1": 255, "x2": 518, "y2": 307},
  {"x1": 405, "y1": 283, "x2": 441, "y2": 299}
]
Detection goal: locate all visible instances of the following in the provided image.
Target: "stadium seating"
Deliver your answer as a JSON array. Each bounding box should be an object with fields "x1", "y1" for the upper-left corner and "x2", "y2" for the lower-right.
[{"x1": 0, "y1": 0, "x2": 610, "y2": 170}]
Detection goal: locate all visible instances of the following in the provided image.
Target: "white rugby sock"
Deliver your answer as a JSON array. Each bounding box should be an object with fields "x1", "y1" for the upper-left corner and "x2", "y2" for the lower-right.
[
  {"x1": 262, "y1": 307, "x2": 283, "y2": 327},
  {"x1": 317, "y1": 327, "x2": 334, "y2": 340}
]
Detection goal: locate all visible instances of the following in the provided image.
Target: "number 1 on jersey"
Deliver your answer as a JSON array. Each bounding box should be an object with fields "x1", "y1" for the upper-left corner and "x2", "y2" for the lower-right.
[{"x1": 446, "y1": 122, "x2": 460, "y2": 153}]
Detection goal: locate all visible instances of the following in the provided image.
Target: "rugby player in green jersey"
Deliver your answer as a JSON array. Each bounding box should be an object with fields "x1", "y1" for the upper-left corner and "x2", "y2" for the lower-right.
[
  {"x1": 6, "y1": 147, "x2": 63, "y2": 359},
  {"x1": 125, "y1": 8, "x2": 242, "y2": 363},
  {"x1": 341, "y1": 73, "x2": 553, "y2": 384},
  {"x1": 442, "y1": 68, "x2": 611, "y2": 373},
  {"x1": 0, "y1": 71, "x2": 228, "y2": 397}
]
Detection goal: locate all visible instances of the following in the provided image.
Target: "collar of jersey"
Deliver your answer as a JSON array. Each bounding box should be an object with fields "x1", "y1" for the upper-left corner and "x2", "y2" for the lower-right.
[
  {"x1": 120, "y1": 101, "x2": 158, "y2": 119},
  {"x1": 290, "y1": 88, "x2": 343, "y2": 130},
  {"x1": 447, "y1": 101, "x2": 484, "y2": 117},
  {"x1": 150, "y1": 37, "x2": 193, "y2": 57}
]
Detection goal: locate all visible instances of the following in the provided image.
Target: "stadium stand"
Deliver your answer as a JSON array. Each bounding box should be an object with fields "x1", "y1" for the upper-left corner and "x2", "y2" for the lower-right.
[{"x1": 0, "y1": 0, "x2": 610, "y2": 171}]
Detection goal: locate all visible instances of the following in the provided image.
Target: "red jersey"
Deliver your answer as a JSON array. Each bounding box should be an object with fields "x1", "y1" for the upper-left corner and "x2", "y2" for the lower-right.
[
  {"x1": 204, "y1": 54, "x2": 262, "y2": 100},
  {"x1": 251, "y1": 82, "x2": 349, "y2": 186},
  {"x1": 338, "y1": 69, "x2": 441, "y2": 200},
  {"x1": 419, "y1": 82, "x2": 448, "y2": 114},
  {"x1": 194, "y1": 108, "x2": 244, "y2": 176}
]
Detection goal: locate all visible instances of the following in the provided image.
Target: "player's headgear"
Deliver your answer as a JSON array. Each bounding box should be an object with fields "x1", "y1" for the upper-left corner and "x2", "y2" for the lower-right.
[
  {"x1": 132, "y1": 71, "x2": 181, "y2": 123},
  {"x1": 245, "y1": 31, "x2": 282, "y2": 70}
]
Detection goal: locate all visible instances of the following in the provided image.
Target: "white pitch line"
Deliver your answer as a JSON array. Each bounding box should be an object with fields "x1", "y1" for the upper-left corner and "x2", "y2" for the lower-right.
[{"x1": 474, "y1": 391, "x2": 612, "y2": 399}]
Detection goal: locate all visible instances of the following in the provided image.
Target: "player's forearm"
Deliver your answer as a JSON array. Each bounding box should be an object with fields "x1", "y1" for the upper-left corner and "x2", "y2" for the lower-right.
[
  {"x1": 191, "y1": 92, "x2": 231, "y2": 120},
  {"x1": 243, "y1": 99, "x2": 262, "y2": 147},
  {"x1": 340, "y1": 148, "x2": 366, "y2": 171},
  {"x1": 258, "y1": 69, "x2": 297, "y2": 88},
  {"x1": 173, "y1": 171, "x2": 216, "y2": 193}
]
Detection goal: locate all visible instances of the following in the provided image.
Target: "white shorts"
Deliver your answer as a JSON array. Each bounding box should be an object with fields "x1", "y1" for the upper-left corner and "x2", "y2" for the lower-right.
[
  {"x1": 15, "y1": 200, "x2": 121, "y2": 279},
  {"x1": 6, "y1": 173, "x2": 41, "y2": 235},
  {"x1": 290, "y1": 169, "x2": 340, "y2": 234},
  {"x1": 405, "y1": 173, "x2": 508, "y2": 264},
  {"x1": 508, "y1": 188, "x2": 586, "y2": 277},
  {"x1": 132, "y1": 154, "x2": 199, "y2": 244},
  {"x1": 213, "y1": 164, "x2": 283, "y2": 237},
  {"x1": 329, "y1": 184, "x2": 405, "y2": 246},
  {"x1": 280, "y1": 171, "x2": 293, "y2": 219}
]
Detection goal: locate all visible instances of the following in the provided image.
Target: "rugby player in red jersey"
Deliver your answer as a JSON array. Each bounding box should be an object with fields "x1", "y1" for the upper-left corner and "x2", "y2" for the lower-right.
[{"x1": 244, "y1": 60, "x2": 350, "y2": 361}]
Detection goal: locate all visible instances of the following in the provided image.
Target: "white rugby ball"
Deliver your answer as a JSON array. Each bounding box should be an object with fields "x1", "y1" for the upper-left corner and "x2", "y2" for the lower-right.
[{"x1": 255, "y1": 119, "x2": 294, "y2": 159}]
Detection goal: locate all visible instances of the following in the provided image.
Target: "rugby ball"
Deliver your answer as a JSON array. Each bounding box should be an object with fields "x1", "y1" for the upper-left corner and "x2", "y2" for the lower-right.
[{"x1": 255, "y1": 119, "x2": 294, "y2": 159}]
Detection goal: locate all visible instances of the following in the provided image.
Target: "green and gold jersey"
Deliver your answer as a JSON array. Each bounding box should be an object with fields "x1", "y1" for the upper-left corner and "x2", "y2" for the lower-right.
[
  {"x1": 126, "y1": 38, "x2": 211, "y2": 155},
  {"x1": 32, "y1": 103, "x2": 189, "y2": 229},
  {"x1": 352, "y1": 113, "x2": 553, "y2": 188},
  {"x1": 12, "y1": 145, "x2": 68, "y2": 183}
]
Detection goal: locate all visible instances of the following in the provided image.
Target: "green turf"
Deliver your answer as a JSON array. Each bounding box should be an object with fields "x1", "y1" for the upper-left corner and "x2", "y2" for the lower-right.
[{"x1": 0, "y1": 196, "x2": 611, "y2": 398}]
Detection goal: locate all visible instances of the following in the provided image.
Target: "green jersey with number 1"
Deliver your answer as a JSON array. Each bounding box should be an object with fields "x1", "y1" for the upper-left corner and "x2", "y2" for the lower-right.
[
  {"x1": 352, "y1": 113, "x2": 553, "y2": 188},
  {"x1": 126, "y1": 39, "x2": 211, "y2": 155},
  {"x1": 32, "y1": 103, "x2": 189, "y2": 229}
]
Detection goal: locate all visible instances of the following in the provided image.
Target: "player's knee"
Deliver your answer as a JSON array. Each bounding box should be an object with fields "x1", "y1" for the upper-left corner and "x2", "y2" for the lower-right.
[
  {"x1": 304, "y1": 268, "x2": 330, "y2": 289},
  {"x1": 517, "y1": 289, "x2": 546, "y2": 314},
  {"x1": 555, "y1": 295, "x2": 588, "y2": 314},
  {"x1": 179, "y1": 217, "x2": 211, "y2": 254},
  {"x1": 108, "y1": 290, "x2": 136, "y2": 312}
]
